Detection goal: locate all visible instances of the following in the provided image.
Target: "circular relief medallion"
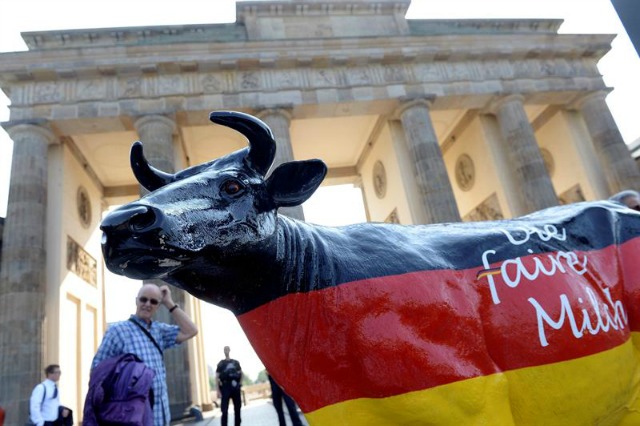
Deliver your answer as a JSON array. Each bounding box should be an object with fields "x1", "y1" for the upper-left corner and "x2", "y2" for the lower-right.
[
  {"x1": 77, "y1": 186, "x2": 92, "y2": 228},
  {"x1": 540, "y1": 148, "x2": 555, "y2": 177},
  {"x1": 373, "y1": 161, "x2": 387, "y2": 199},
  {"x1": 455, "y1": 154, "x2": 475, "y2": 192}
]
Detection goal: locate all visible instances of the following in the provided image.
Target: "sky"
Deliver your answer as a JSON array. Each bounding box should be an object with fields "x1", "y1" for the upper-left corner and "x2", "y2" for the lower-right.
[{"x1": 1, "y1": 0, "x2": 639, "y2": 381}]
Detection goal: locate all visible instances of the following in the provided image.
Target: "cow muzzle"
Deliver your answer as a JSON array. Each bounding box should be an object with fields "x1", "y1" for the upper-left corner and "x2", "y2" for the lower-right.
[
  {"x1": 101, "y1": 204, "x2": 180, "y2": 278},
  {"x1": 101, "y1": 204, "x2": 164, "y2": 235}
]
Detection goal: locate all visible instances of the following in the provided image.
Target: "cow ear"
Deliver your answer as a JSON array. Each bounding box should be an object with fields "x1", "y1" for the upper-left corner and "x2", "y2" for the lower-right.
[{"x1": 266, "y1": 160, "x2": 327, "y2": 207}]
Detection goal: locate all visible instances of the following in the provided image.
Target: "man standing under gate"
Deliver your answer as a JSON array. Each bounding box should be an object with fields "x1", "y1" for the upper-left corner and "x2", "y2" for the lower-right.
[
  {"x1": 92, "y1": 284, "x2": 198, "y2": 425},
  {"x1": 216, "y1": 346, "x2": 243, "y2": 426}
]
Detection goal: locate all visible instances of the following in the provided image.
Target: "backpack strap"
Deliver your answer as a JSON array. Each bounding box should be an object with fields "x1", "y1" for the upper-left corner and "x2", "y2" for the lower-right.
[
  {"x1": 29, "y1": 383, "x2": 46, "y2": 420},
  {"x1": 128, "y1": 318, "x2": 163, "y2": 358}
]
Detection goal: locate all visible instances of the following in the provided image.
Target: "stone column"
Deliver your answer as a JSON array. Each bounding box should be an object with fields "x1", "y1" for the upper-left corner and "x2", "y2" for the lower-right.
[
  {"x1": 397, "y1": 99, "x2": 461, "y2": 224},
  {"x1": 134, "y1": 115, "x2": 176, "y2": 175},
  {"x1": 490, "y1": 94, "x2": 558, "y2": 214},
  {"x1": 575, "y1": 91, "x2": 640, "y2": 194},
  {"x1": 256, "y1": 108, "x2": 305, "y2": 220},
  {"x1": 0, "y1": 124, "x2": 57, "y2": 425},
  {"x1": 134, "y1": 115, "x2": 191, "y2": 420}
]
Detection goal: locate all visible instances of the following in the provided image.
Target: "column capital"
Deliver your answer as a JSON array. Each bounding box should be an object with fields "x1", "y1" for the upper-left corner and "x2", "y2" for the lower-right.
[
  {"x1": 393, "y1": 97, "x2": 435, "y2": 119},
  {"x1": 255, "y1": 107, "x2": 293, "y2": 123},
  {"x1": 6, "y1": 123, "x2": 58, "y2": 146},
  {"x1": 569, "y1": 90, "x2": 610, "y2": 111},
  {"x1": 133, "y1": 114, "x2": 177, "y2": 134},
  {"x1": 486, "y1": 94, "x2": 526, "y2": 115}
]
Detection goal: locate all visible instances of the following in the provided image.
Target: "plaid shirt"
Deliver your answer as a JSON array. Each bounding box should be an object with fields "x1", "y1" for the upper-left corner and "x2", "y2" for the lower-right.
[{"x1": 92, "y1": 315, "x2": 180, "y2": 426}]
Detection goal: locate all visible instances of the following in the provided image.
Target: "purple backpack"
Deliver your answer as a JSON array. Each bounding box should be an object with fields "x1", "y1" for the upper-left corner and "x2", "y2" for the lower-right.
[{"x1": 83, "y1": 353, "x2": 155, "y2": 426}]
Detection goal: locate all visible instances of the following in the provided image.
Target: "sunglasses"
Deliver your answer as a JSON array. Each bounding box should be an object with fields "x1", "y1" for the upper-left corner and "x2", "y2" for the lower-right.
[{"x1": 138, "y1": 296, "x2": 160, "y2": 305}]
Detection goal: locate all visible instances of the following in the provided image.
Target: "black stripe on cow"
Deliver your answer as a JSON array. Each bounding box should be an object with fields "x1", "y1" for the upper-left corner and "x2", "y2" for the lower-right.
[{"x1": 170, "y1": 201, "x2": 640, "y2": 315}]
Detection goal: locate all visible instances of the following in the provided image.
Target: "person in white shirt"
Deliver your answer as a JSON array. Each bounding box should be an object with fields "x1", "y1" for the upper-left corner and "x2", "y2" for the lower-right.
[{"x1": 29, "y1": 364, "x2": 72, "y2": 426}]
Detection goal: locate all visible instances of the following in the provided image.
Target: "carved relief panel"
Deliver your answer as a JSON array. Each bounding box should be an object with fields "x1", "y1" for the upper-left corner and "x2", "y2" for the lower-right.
[
  {"x1": 67, "y1": 237, "x2": 98, "y2": 286},
  {"x1": 463, "y1": 193, "x2": 504, "y2": 222},
  {"x1": 559, "y1": 184, "x2": 586, "y2": 205},
  {"x1": 385, "y1": 208, "x2": 400, "y2": 224}
]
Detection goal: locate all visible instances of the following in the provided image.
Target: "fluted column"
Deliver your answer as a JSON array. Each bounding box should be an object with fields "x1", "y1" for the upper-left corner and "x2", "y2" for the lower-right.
[
  {"x1": 490, "y1": 94, "x2": 558, "y2": 214},
  {"x1": 0, "y1": 124, "x2": 57, "y2": 425},
  {"x1": 256, "y1": 108, "x2": 305, "y2": 220},
  {"x1": 575, "y1": 91, "x2": 640, "y2": 193},
  {"x1": 134, "y1": 115, "x2": 176, "y2": 175},
  {"x1": 397, "y1": 99, "x2": 461, "y2": 224},
  {"x1": 134, "y1": 115, "x2": 191, "y2": 420}
]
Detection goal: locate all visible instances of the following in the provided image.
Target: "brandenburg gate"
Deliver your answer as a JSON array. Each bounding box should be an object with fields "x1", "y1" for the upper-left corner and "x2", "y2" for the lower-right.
[{"x1": 0, "y1": 0, "x2": 638, "y2": 423}]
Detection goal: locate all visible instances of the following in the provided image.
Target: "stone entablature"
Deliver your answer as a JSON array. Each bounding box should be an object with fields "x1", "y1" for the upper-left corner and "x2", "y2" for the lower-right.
[
  {"x1": 3, "y1": 31, "x2": 612, "y2": 80},
  {"x1": 0, "y1": 0, "x2": 613, "y2": 125},
  {"x1": 22, "y1": 24, "x2": 248, "y2": 51},
  {"x1": 238, "y1": 0, "x2": 411, "y2": 19},
  {"x1": 2, "y1": 57, "x2": 608, "y2": 125},
  {"x1": 17, "y1": 0, "x2": 562, "y2": 51},
  {"x1": 19, "y1": 19, "x2": 564, "y2": 52},
  {"x1": 0, "y1": 0, "x2": 614, "y2": 124},
  {"x1": 407, "y1": 19, "x2": 562, "y2": 36}
]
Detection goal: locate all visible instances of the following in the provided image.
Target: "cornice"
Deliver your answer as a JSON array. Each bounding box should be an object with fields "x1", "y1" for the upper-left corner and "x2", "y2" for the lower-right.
[
  {"x1": 0, "y1": 33, "x2": 614, "y2": 85},
  {"x1": 407, "y1": 19, "x2": 564, "y2": 35},
  {"x1": 21, "y1": 23, "x2": 245, "y2": 51},
  {"x1": 17, "y1": 18, "x2": 579, "y2": 52}
]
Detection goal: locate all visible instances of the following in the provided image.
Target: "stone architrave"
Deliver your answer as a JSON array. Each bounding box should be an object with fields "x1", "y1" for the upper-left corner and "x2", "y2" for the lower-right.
[
  {"x1": 397, "y1": 99, "x2": 461, "y2": 224},
  {"x1": 575, "y1": 91, "x2": 640, "y2": 194},
  {"x1": 134, "y1": 114, "x2": 191, "y2": 419},
  {"x1": 0, "y1": 124, "x2": 57, "y2": 425},
  {"x1": 256, "y1": 108, "x2": 305, "y2": 220},
  {"x1": 490, "y1": 94, "x2": 558, "y2": 214}
]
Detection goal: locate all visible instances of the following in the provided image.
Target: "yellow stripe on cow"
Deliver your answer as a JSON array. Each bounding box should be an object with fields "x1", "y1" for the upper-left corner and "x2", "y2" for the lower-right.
[{"x1": 305, "y1": 336, "x2": 640, "y2": 426}]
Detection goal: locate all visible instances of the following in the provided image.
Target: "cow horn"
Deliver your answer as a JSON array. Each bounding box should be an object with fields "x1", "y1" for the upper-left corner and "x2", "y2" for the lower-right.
[
  {"x1": 130, "y1": 141, "x2": 175, "y2": 192},
  {"x1": 209, "y1": 111, "x2": 276, "y2": 176}
]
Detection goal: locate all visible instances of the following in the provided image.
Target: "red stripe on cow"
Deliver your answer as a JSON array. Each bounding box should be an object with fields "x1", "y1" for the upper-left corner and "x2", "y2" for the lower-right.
[{"x1": 239, "y1": 237, "x2": 640, "y2": 413}]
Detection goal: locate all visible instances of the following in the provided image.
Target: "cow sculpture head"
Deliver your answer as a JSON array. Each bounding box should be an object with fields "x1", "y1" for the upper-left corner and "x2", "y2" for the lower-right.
[{"x1": 100, "y1": 111, "x2": 327, "y2": 287}]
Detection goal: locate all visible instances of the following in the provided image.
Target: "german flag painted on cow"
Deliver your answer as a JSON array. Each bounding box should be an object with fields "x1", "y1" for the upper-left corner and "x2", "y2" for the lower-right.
[{"x1": 237, "y1": 202, "x2": 640, "y2": 425}]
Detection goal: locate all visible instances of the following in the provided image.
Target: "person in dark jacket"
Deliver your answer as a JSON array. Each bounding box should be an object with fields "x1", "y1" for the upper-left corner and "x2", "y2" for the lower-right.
[{"x1": 216, "y1": 346, "x2": 243, "y2": 426}]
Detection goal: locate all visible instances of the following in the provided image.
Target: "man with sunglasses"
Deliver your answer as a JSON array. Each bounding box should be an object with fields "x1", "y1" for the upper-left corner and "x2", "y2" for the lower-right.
[{"x1": 91, "y1": 284, "x2": 198, "y2": 426}]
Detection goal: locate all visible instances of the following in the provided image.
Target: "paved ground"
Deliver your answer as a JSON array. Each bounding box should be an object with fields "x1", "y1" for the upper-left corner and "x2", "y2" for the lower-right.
[{"x1": 173, "y1": 399, "x2": 310, "y2": 426}]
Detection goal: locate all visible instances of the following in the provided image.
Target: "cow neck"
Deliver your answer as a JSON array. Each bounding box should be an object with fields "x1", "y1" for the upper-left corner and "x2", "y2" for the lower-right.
[
  {"x1": 166, "y1": 227, "x2": 282, "y2": 314},
  {"x1": 275, "y1": 216, "x2": 338, "y2": 291}
]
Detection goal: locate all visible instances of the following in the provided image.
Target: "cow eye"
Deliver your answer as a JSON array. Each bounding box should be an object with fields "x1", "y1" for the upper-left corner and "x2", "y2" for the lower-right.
[{"x1": 222, "y1": 180, "x2": 244, "y2": 196}]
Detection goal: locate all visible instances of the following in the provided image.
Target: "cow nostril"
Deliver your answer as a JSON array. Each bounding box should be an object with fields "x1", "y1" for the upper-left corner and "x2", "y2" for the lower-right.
[{"x1": 128, "y1": 207, "x2": 157, "y2": 232}]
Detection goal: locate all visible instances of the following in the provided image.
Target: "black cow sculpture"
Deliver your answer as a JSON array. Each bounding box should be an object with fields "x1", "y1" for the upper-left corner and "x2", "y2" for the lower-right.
[{"x1": 101, "y1": 111, "x2": 640, "y2": 425}]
